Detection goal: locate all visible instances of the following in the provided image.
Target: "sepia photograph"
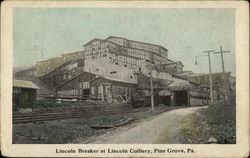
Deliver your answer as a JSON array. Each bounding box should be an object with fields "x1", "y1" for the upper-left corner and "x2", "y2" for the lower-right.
[{"x1": 1, "y1": 1, "x2": 249, "y2": 157}]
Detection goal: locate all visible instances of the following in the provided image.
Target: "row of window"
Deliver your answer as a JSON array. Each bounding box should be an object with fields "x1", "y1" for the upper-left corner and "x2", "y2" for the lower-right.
[
  {"x1": 107, "y1": 38, "x2": 164, "y2": 55},
  {"x1": 129, "y1": 41, "x2": 159, "y2": 53},
  {"x1": 126, "y1": 48, "x2": 150, "y2": 60},
  {"x1": 84, "y1": 49, "x2": 108, "y2": 56},
  {"x1": 108, "y1": 54, "x2": 144, "y2": 68},
  {"x1": 85, "y1": 42, "x2": 110, "y2": 51},
  {"x1": 84, "y1": 38, "x2": 167, "y2": 58},
  {"x1": 58, "y1": 89, "x2": 79, "y2": 95},
  {"x1": 84, "y1": 44, "x2": 167, "y2": 65},
  {"x1": 126, "y1": 47, "x2": 168, "y2": 64},
  {"x1": 91, "y1": 86, "x2": 109, "y2": 95},
  {"x1": 79, "y1": 82, "x2": 89, "y2": 89},
  {"x1": 107, "y1": 38, "x2": 128, "y2": 47}
]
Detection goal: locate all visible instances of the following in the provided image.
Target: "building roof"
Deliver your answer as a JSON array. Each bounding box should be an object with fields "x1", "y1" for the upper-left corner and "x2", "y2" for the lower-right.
[
  {"x1": 174, "y1": 71, "x2": 195, "y2": 77},
  {"x1": 83, "y1": 38, "x2": 103, "y2": 47},
  {"x1": 188, "y1": 71, "x2": 231, "y2": 77},
  {"x1": 177, "y1": 61, "x2": 184, "y2": 67},
  {"x1": 90, "y1": 75, "x2": 137, "y2": 84},
  {"x1": 37, "y1": 50, "x2": 84, "y2": 64},
  {"x1": 172, "y1": 74, "x2": 189, "y2": 81},
  {"x1": 61, "y1": 50, "x2": 84, "y2": 55},
  {"x1": 14, "y1": 66, "x2": 37, "y2": 74},
  {"x1": 13, "y1": 79, "x2": 40, "y2": 89}
]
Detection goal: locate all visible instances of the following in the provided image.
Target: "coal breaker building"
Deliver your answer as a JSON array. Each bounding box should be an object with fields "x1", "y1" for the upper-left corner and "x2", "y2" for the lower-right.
[{"x1": 14, "y1": 36, "x2": 233, "y2": 108}]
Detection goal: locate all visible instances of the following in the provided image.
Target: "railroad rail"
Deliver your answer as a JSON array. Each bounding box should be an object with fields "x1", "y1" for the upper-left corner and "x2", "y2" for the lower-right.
[
  {"x1": 13, "y1": 106, "x2": 189, "y2": 124},
  {"x1": 13, "y1": 108, "x2": 154, "y2": 124}
]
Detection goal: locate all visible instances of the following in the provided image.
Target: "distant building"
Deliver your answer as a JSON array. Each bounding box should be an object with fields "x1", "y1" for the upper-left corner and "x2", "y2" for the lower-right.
[
  {"x1": 187, "y1": 71, "x2": 231, "y2": 88},
  {"x1": 14, "y1": 66, "x2": 37, "y2": 77},
  {"x1": 13, "y1": 79, "x2": 39, "y2": 110},
  {"x1": 39, "y1": 59, "x2": 85, "y2": 89},
  {"x1": 36, "y1": 51, "x2": 84, "y2": 77}
]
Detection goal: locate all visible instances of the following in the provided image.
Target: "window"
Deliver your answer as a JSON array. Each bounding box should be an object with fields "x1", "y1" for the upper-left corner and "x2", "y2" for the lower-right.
[
  {"x1": 91, "y1": 87, "x2": 95, "y2": 94},
  {"x1": 105, "y1": 86, "x2": 109, "y2": 94},
  {"x1": 82, "y1": 82, "x2": 89, "y2": 89},
  {"x1": 98, "y1": 86, "x2": 102, "y2": 94}
]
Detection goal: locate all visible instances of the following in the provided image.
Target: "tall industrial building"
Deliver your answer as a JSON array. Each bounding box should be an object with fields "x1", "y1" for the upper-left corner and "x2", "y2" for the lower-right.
[
  {"x1": 84, "y1": 36, "x2": 184, "y2": 83},
  {"x1": 14, "y1": 36, "x2": 227, "y2": 106}
]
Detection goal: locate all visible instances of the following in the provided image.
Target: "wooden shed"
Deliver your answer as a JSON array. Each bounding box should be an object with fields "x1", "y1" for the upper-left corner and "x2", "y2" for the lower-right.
[
  {"x1": 55, "y1": 71, "x2": 96, "y2": 99},
  {"x1": 13, "y1": 79, "x2": 39, "y2": 110},
  {"x1": 89, "y1": 76, "x2": 137, "y2": 104}
]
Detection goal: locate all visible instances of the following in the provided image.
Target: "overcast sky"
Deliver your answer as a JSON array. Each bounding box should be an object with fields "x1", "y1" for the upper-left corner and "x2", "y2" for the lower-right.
[{"x1": 14, "y1": 8, "x2": 235, "y2": 75}]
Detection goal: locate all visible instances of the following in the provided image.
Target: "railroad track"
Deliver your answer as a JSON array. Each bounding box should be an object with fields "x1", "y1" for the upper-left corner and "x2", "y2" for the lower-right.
[
  {"x1": 13, "y1": 108, "x2": 154, "y2": 124},
  {"x1": 13, "y1": 106, "x2": 188, "y2": 124}
]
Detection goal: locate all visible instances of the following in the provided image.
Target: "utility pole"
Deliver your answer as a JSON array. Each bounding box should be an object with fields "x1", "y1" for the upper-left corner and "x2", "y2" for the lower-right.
[
  {"x1": 214, "y1": 46, "x2": 230, "y2": 102},
  {"x1": 195, "y1": 50, "x2": 215, "y2": 103},
  {"x1": 150, "y1": 66, "x2": 155, "y2": 112},
  {"x1": 204, "y1": 50, "x2": 214, "y2": 103},
  {"x1": 148, "y1": 61, "x2": 178, "y2": 112}
]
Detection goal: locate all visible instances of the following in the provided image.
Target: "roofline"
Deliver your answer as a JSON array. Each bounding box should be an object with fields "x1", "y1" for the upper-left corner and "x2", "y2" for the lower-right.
[
  {"x1": 89, "y1": 75, "x2": 137, "y2": 84},
  {"x1": 187, "y1": 71, "x2": 231, "y2": 77},
  {"x1": 13, "y1": 79, "x2": 40, "y2": 89},
  {"x1": 61, "y1": 50, "x2": 84, "y2": 55},
  {"x1": 15, "y1": 66, "x2": 37, "y2": 72},
  {"x1": 37, "y1": 57, "x2": 61, "y2": 63},
  {"x1": 13, "y1": 85, "x2": 40, "y2": 89},
  {"x1": 177, "y1": 61, "x2": 184, "y2": 67},
  {"x1": 89, "y1": 76, "x2": 101, "y2": 83},
  {"x1": 83, "y1": 38, "x2": 104, "y2": 47},
  {"x1": 55, "y1": 71, "x2": 92, "y2": 89},
  {"x1": 172, "y1": 74, "x2": 189, "y2": 81}
]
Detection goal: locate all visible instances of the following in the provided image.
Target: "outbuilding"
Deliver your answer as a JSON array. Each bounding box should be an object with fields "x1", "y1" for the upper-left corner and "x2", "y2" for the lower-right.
[
  {"x1": 13, "y1": 79, "x2": 40, "y2": 110},
  {"x1": 89, "y1": 76, "x2": 137, "y2": 104}
]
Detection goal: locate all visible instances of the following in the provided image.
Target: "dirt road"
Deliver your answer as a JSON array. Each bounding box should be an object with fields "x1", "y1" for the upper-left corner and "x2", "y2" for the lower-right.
[{"x1": 83, "y1": 106, "x2": 207, "y2": 144}]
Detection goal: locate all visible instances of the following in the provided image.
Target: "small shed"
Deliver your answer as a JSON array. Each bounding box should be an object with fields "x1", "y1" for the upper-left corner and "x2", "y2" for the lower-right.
[
  {"x1": 13, "y1": 79, "x2": 39, "y2": 110},
  {"x1": 89, "y1": 76, "x2": 137, "y2": 104}
]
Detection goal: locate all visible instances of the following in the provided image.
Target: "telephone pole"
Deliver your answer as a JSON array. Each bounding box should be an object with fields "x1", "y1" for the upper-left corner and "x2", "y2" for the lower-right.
[
  {"x1": 150, "y1": 67, "x2": 155, "y2": 112},
  {"x1": 149, "y1": 61, "x2": 180, "y2": 112},
  {"x1": 214, "y1": 46, "x2": 230, "y2": 102},
  {"x1": 195, "y1": 50, "x2": 215, "y2": 103}
]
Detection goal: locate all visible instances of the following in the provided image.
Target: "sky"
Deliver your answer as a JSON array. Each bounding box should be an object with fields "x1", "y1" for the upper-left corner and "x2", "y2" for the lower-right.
[{"x1": 14, "y1": 8, "x2": 235, "y2": 75}]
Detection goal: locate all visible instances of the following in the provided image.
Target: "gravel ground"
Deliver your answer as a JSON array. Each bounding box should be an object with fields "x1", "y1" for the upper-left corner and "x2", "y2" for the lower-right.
[
  {"x1": 80, "y1": 106, "x2": 205, "y2": 144},
  {"x1": 13, "y1": 106, "x2": 169, "y2": 144}
]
